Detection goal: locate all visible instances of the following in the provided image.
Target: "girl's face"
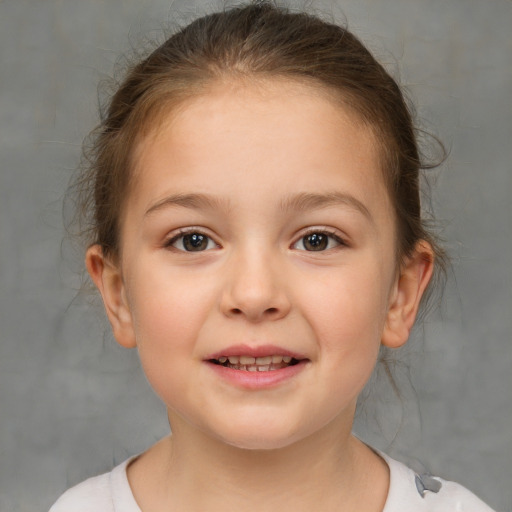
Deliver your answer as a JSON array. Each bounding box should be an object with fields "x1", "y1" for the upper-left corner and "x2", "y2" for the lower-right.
[{"x1": 89, "y1": 80, "x2": 430, "y2": 450}]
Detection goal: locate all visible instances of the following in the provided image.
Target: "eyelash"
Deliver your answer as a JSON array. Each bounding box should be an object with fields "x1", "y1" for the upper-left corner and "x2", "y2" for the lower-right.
[
  {"x1": 292, "y1": 229, "x2": 347, "y2": 252},
  {"x1": 164, "y1": 227, "x2": 347, "y2": 253},
  {"x1": 164, "y1": 228, "x2": 219, "y2": 252}
]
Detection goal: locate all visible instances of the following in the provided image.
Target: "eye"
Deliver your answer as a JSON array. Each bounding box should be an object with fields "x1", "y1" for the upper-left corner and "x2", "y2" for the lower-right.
[
  {"x1": 293, "y1": 231, "x2": 345, "y2": 252},
  {"x1": 167, "y1": 231, "x2": 218, "y2": 252}
]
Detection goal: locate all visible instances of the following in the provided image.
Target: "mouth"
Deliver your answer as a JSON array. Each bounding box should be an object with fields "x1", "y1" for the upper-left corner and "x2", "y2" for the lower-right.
[
  {"x1": 205, "y1": 346, "x2": 309, "y2": 389},
  {"x1": 208, "y1": 354, "x2": 302, "y2": 372}
]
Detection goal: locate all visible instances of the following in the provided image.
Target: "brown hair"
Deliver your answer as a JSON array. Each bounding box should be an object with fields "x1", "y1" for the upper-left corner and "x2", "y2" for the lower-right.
[{"x1": 73, "y1": 0, "x2": 446, "y2": 297}]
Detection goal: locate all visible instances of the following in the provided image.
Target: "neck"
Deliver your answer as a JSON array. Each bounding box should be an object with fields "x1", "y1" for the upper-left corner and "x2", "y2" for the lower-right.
[{"x1": 128, "y1": 411, "x2": 389, "y2": 512}]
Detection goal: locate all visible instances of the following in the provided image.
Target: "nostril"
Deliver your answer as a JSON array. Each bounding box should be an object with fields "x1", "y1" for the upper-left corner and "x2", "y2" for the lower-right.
[{"x1": 228, "y1": 306, "x2": 280, "y2": 319}]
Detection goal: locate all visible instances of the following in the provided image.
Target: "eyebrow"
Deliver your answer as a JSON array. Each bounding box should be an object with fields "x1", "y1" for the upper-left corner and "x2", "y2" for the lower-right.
[
  {"x1": 145, "y1": 191, "x2": 373, "y2": 222},
  {"x1": 279, "y1": 191, "x2": 373, "y2": 222},
  {"x1": 145, "y1": 193, "x2": 229, "y2": 216}
]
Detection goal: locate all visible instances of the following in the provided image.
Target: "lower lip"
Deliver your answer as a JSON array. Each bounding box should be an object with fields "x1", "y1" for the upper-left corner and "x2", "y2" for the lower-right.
[{"x1": 205, "y1": 360, "x2": 309, "y2": 389}]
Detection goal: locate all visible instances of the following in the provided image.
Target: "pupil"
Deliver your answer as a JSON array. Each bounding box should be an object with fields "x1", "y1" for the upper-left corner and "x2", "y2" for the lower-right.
[
  {"x1": 304, "y1": 233, "x2": 327, "y2": 251},
  {"x1": 183, "y1": 233, "x2": 207, "y2": 251}
]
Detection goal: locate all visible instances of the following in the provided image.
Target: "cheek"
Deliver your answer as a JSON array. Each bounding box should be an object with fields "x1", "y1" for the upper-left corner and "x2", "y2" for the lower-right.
[
  {"x1": 298, "y1": 255, "x2": 393, "y2": 362},
  {"x1": 310, "y1": 262, "x2": 390, "y2": 324},
  {"x1": 127, "y1": 299, "x2": 204, "y2": 417},
  {"x1": 128, "y1": 263, "x2": 213, "y2": 339},
  {"x1": 125, "y1": 267, "x2": 217, "y2": 390}
]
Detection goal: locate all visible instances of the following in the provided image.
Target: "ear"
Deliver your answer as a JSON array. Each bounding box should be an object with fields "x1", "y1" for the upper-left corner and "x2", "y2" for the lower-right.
[
  {"x1": 85, "y1": 245, "x2": 137, "y2": 349},
  {"x1": 381, "y1": 240, "x2": 434, "y2": 349}
]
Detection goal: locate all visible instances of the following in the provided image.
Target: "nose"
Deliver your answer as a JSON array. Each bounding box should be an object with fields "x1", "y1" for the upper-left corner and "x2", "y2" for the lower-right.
[{"x1": 220, "y1": 247, "x2": 291, "y2": 323}]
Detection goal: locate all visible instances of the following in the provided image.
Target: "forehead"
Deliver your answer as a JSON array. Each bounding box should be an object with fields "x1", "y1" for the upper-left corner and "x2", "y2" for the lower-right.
[
  {"x1": 133, "y1": 77, "x2": 382, "y2": 162},
  {"x1": 129, "y1": 78, "x2": 391, "y2": 220}
]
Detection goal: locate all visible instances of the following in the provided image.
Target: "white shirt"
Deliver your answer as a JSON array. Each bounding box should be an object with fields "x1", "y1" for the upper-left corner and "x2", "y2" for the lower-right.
[{"x1": 49, "y1": 452, "x2": 496, "y2": 511}]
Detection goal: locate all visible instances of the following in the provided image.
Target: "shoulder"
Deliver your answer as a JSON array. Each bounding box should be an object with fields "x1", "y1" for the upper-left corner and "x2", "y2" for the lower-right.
[
  {"x1": 49, "y1": 471, "x2": 113, "y2": 512},
  {"x1": 381, "y1": 452, "x2": 496, "y2": 512},
  {"x1": 49, "y1": 458, "x2": 141, "y2": 512}
]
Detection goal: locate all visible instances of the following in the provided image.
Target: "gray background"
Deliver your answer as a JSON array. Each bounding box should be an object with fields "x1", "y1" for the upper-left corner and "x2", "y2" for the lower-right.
[{"x1": 1, "y1": 1, "x2": 511, "y2": 511}]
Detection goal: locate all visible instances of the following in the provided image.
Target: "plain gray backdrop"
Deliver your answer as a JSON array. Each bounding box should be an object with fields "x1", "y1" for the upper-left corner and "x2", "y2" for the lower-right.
[{"x1": 1, "y1": 1, "x2": 511, "y2": 511}]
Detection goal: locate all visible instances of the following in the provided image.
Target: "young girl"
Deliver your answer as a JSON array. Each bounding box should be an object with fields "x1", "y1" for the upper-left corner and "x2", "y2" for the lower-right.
[{"x1": 50, "y1": 2, "x2": 496, "y2": 511}]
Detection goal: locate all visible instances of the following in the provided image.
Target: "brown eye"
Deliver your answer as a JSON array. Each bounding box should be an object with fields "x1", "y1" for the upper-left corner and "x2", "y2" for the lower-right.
[
  {"x1": 293, "y1": 231, "x2": 343, "y2": 251},
  {"x1": 183, "y1": 233, "x2": 208, "y2": 251},
  {"x1": 170, "y1": 232, "x2": 217, "y2": 252},
  {"x1": 302, "y1": 233, "x2": 327, "y2": 251}
]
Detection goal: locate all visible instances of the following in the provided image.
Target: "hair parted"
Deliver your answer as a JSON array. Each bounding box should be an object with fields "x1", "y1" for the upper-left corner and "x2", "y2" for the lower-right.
[{"x1": 71, "y1": 0, "x2": 446, "y2": 303}]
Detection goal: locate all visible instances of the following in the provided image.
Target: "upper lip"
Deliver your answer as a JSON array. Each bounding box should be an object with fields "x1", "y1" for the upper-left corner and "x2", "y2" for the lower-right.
[{"x1": 205, "y1": 344, "x2": 308, "y2": 360}]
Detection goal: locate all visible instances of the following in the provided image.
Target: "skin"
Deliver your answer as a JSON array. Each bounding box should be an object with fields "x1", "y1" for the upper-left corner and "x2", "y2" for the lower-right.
[{"x1": 87, "y1": 79, "x2": 433, "y2": 512}]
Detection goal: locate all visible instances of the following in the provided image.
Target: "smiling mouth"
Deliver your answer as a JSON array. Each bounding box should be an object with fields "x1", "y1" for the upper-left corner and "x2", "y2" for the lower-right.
[{"x1": 209, "y1": 355, "x2": 302, "y2": 372}]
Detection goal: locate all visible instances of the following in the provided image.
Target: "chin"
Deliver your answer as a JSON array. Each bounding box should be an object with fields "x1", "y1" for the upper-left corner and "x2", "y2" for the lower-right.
[
  {"x1": 225, "y1": 435, "x2": 295, "y2": 451},
  {"x1": 211, "y1": 420, "x2": 306, "y2": 451}
]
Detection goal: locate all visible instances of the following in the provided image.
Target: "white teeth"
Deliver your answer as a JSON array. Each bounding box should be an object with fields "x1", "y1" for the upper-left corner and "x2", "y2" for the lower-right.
[
  {"x1": 219, "y1": 354, "x2": 297, "y2": 370},
  {"x1": 225, "y1": 363, "x2": 293, "y2": 372},
  {"x1": 255, "y1": 356, "x2": 272, "y2": 365}
]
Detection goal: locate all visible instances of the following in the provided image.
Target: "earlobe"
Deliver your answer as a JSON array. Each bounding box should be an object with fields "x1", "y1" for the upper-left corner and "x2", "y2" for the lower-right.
[
  {"x1": 85, "y1": 245, "x2": 137, "y2": 349},
  {"x1": 381, "y1": 240, "x2": 434, "y2": 349}
]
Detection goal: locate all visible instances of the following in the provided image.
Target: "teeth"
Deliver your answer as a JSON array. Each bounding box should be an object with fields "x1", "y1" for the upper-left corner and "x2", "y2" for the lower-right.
[
  {"x1": 255, "y1": 356, "x2": 272, "y2": 365},
  {"x1": 223, "y1": 355, "x2": 292, "y2": 365},
  {"x1": 217, "y1": 354, "x2": 297, "y2": 370}
]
